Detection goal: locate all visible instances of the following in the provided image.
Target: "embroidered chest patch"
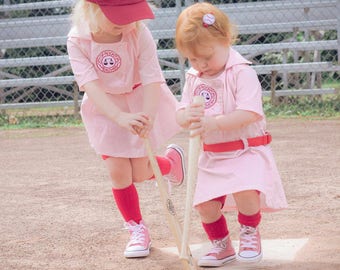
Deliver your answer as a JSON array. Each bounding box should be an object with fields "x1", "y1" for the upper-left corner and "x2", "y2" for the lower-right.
[
  {"x1": 194, "y1": 83, "x2": 217, "y2": 109},
  {"x1": 96, "y1": 50, "x2": 121, "y2": 73}
]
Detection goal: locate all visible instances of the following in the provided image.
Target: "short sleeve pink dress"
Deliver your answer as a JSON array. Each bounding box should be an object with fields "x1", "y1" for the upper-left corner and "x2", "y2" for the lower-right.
[
  {"x1": 67, "y1": 23, "x2": 180, "y2": 157},
  {"x1": 179, "y1": 48, "x2": 287, "y2": 212}
]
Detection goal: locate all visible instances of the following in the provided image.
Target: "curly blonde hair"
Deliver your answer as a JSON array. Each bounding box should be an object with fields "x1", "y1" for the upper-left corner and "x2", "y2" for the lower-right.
[
  {"x1": 175, "y1": 2, "x2": 237, "y2": 57},
  {"x1": 70, "y1": 0, "x2": 101, "y2": 32},
  {"x1": 70, "y1": 0, "x2": 140, "y2": 33}
]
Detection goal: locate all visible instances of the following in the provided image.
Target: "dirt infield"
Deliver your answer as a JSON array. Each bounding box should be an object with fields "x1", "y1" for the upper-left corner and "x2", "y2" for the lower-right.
[{"x1": 1, "y1": 119, "x2": 339, "y2": 270}]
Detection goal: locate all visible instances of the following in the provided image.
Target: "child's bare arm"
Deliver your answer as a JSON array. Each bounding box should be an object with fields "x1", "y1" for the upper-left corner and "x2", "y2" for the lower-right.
[
  {"x1": 134, "y1": 82, "x2": 161, "y2": 138},
  {"x1": 142, "y1": 82, "x2": 161, "y2": 119},
  {"x1": 190, "y1": 110, "x2": 260, "y2": 137},
  {"x1": 83, "y1": 80, "x2": 148, "y2": 134}
]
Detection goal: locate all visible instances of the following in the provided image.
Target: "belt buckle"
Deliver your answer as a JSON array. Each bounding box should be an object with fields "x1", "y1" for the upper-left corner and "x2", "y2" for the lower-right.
[{"x1": 241, "y1": 138, "x2": 249, "y2": 150}]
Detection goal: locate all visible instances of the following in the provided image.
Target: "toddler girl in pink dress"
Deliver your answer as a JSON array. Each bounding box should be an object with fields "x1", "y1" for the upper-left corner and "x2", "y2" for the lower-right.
[
  {"x1": 67, "y1": 0, "x2": 184, "y2": 259},
  {"x1": 175, "y1": 2, "x2": 288, "y2": 267}
]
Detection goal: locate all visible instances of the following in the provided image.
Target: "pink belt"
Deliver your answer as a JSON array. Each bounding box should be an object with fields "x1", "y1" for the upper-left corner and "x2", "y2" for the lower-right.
[{"x1": 203, "y1": 133, "x2": 272, "y2": 152}]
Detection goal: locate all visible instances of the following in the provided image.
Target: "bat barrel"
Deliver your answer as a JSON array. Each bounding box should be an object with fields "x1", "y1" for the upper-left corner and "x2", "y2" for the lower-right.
[
  {"x1": 180, "y1": 95, "x2": 205, "y2": 261},
  {"x1": 144, "y1": 138, "x2": 197, "y2": 269}
]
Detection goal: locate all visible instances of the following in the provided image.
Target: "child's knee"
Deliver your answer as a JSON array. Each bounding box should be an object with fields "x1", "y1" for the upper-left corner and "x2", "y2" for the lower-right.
[{"x1": 195, "y1": 201, "x2": 219, "y2": 216}]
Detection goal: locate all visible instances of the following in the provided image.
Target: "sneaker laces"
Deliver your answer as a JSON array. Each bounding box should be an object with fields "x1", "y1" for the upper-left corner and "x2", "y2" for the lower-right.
[
  {"x1": 239, "y1": 226, "x2": 258, "y2": 249},
  {"x1": 209, "y1": 238, "x2": 228, "y2": 255},
  {"x1": 124, "y1": 222, "x2": 146, "y2": 245}
]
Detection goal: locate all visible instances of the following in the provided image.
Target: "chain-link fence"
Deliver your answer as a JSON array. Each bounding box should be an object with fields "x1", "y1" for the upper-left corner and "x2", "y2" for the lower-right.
[
  {"x1": 0, "y1": 0, "x2": 339, "y2": 127},
  {"x1": 153, "y1": 0, "x2": 340, "y2": 97}
]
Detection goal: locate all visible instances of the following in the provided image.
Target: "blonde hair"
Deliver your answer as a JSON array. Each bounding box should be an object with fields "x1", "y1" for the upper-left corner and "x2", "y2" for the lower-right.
[
  {"x1": 70, "y1": 0, "x2": 140, "y2": 33},
  {"x1": 70, "y1": 0, "x2": 101, "y2": 32},
  {"x1": 175, "y1": 2, "x2": 237, "y2": 57}
]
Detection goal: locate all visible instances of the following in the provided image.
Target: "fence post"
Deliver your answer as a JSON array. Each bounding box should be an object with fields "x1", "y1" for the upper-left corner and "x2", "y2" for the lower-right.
[
  {"x1": 175, "y1": 0, "x2": 187, "y2": 95},
  {"x1": 0, "y1": 89, "x2": 5, "y2": 116},
  {"x1": 282, "y1": 49, "x2": 288, "y2": 89},
  {"x1": 0, "y1": 49, "x2": 5, "y2": 115},
  {"x1": 271, "y1": 71, "x2": 278, "y2": 105},
  {"x1": 303, "y1": 7, "x2": 312, "y2": 89},
  {"x1": 73, "y1": 82, "x2": 80, "y2": 117},
  {"x1": 337, "y1": 0, "x2": 340, "y2": 64}
]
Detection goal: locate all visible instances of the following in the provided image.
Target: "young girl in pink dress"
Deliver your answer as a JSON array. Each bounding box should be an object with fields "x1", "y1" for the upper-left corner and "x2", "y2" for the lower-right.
[
  {"x1": 175, "y1": 2, "x2": 288, "y2": 267},
  {"x1": 67, "y1": 0, "x2": 185, "y2": 259}
]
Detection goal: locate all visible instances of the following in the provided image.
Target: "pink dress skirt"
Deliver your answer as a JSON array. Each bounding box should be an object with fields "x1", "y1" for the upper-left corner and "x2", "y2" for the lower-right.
[
  {"x1": 194, "y1": 145, "x2": 288, "y2": 212},
  {"x1": 81, "y1": 83, "x2": 180, "y2": 158}
]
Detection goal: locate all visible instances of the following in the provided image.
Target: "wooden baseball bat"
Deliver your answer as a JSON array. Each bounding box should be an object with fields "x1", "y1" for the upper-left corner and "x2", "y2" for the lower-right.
[
  {"x1": 144, "y1": 139, "x2": 197, "y2": 270},
  {"x1": 180, "y1": 95, "x2": 205, "y2": 262}
]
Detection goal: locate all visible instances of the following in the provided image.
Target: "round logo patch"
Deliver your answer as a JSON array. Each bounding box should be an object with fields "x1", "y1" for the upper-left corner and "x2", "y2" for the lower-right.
[
  {"x1": 96, "y1": 50, "x2": 121, "y2": 73},
  {"x1": 194, "y1": 84, "x2": 217, "y2": 109}
]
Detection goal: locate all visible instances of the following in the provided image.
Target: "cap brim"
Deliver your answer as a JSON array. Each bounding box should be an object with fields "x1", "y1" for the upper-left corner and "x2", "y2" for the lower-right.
[{"x1": 100, "y1": 2, "x2": 154, "y2": 25}]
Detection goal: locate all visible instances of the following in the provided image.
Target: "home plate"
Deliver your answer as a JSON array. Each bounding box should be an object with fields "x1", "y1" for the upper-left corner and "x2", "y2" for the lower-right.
[{"x1": 161, "y1": 238, "x2": 309, "y2": 269}]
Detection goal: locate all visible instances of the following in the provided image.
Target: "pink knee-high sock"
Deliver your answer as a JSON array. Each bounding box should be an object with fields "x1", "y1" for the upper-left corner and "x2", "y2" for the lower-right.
[
  {"x1": 147, "y1": 156, "x2": 171, "y2": 180},
  {"x1": 202, "y1": 215, "x2": 229, "y2": 241},
  {"x1": 112, "y1": 184, "x2": 142, "y2": 223},
  {"x1": 238, "y1": 211, "x2": 261, "y2": 228}
]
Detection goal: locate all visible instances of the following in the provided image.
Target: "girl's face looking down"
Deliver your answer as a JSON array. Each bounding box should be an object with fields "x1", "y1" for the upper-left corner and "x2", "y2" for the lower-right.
[{"x1": 184, "y1": 41, "x2": 229, "y2": 78}]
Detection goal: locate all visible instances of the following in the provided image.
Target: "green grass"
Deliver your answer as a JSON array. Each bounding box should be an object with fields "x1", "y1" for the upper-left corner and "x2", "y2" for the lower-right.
[
  {"x1": 322, "y1": 80, "x2": 340, "y2": 90},
  {"x1": 264, "y1": 94, "x2": 340, "y2": 119},
  {"x1": 0, "y1": 114, "x2": 83, "y2": 129},
  {"x1": 1, "y1": 94, "x2": 339, "y2": 129}
]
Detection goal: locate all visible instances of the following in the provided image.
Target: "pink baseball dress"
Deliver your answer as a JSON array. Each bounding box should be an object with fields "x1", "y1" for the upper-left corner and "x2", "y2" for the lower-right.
[
  {"x1": 67, "y1": 23, "x2": 180, "y2": 158},
  {"x1": 179, "y1": 48, "x2": 287, "y2": 212}
]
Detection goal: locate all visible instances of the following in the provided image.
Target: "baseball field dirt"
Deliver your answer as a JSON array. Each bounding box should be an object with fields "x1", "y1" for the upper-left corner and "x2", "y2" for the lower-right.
[{"x1": 1, "y1": 118, "x2": 339, "y2": 270}]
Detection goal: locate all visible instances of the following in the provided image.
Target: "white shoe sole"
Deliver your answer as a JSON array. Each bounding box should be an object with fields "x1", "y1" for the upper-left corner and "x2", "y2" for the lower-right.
[
  {"x1": 198, "y1": 254, "x2": 236, "y2": 267},
  {"x1": 236, "y1": 252, "x2": 263, "y2": 263},
  {"x1": 124, "y1": 242, "x2": 152, "y2": 258}
]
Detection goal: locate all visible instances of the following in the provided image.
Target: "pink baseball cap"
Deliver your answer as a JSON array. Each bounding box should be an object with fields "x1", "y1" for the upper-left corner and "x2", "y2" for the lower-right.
[{"x1": 87, "y1": 0, "x2": 155, "y2": 25}]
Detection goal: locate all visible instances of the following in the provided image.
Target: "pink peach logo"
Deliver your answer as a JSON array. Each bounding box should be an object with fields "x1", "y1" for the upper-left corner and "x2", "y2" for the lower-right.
[
  {"x1": 96, "y1": 50, "x2": 121, "y2": 73},
  {"x1": 194, "y1": 84, "x2": 217, "y2": 109}
]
